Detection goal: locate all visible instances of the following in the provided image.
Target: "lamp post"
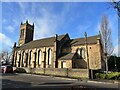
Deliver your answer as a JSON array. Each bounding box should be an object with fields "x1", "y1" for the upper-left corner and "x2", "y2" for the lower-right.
[{"x1": 84, "y1": 32, "x2": 90, "y2": 79}]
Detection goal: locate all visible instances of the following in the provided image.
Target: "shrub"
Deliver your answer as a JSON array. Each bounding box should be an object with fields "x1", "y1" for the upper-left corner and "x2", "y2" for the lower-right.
[
  {"x1": 95, "y1": 73, "x2": 100, "y2": 78},
  {"x1": 95, "y1": 73, "x2": 106, "y2": 79},
  {"x1": 99, "y1": 73, "x2": 106, "y2": 79},
  {"x1": 14, "y1": 68, "x2": 26, "y2": 73},
  {"x1": 95, "y1": 72, "x2": 120, "y2": 80},
  {"x1": 106, "y1": 73, "x2": 116, "y2": 80},
  {"x1": 118, "y1": 75, "x2": 120, "y2": 80}
]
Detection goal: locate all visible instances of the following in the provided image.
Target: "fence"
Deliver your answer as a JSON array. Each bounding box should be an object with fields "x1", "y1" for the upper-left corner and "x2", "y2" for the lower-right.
[{"x1": 17, "y1": 67, "x2": 88, "y2": 78}]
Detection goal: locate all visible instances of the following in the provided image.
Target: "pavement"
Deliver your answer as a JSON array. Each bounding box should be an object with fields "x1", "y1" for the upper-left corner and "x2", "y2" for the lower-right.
[
  {"x1": 1, "y1": 73, "x2": 120, "y2": 90},
  {"x1": 25, "y1": 73, "x2": 120, "y2": 84},
  {"x1": 87, "y1": 79, "x2": 119, "y2": 84}
]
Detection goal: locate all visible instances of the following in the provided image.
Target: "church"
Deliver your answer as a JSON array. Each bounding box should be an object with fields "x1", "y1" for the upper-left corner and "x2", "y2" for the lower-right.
[{"x1": 11, "y1": 20, "x2": 105, "y2": 70}]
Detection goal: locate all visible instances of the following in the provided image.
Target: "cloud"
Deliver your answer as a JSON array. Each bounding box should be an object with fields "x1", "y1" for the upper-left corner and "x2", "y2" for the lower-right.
[
  {"x1": 94, "y1": 21, "x2": 101, "y2": 33},
  {"x1": 35, "y1": 9, "x2": 63, "y2": 39},
  {"x1": 0, "y1": 33, "x2": 13, "y2": 47},
  {"x1": 17, "y1": 2, "x2": 71, "y2": 40},
  {"x1": 78, "y1": 22, "x2": 91, "y2": 31},
  {"x1": 6, "y1": 25, "x2": 15, "y2": 33},
  {"x1": 18, "y1": 2, "x2": 29, "y2": 16},
  {"x1": 26, "y1": 8, "x2": 60, "y2": 40},
  {"x1": 28, "y1": 7, "x2": 55, "y2": 39},
  {"x1": 2, "y1": 19, "x2": 7, "y2": 23},
  {"x1": 75, "y1": 21, "x2": 93, "y2": 37}
]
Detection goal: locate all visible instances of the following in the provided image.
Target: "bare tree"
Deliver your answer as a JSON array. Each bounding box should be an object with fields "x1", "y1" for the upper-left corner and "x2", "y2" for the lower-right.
[
  {"x1": 100, "y1": 15, "x2": 114, "y2": 72},
  {"x1": 0, "y1": 49, "x2": 12, "y2": 65}
]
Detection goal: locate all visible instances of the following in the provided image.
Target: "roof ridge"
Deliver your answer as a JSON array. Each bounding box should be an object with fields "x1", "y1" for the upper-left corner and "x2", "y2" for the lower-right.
[
  {"x1": 33, "y1": 34, "x2": 67, "y2": 41},
  {"x1": 17, "y1": 34, "x2": 67, "y2": 49},
  {"x1": 59, "y1": 53, "x2": 75, "y2": 60},
  {"x1": 73, "y1": 35, "x2": 98, "y2": 40}
]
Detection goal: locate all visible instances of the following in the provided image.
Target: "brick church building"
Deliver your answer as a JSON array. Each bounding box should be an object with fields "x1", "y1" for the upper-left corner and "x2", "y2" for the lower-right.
[{"x1": 11, "y1": 20, "x2": 105, "y2": 70}]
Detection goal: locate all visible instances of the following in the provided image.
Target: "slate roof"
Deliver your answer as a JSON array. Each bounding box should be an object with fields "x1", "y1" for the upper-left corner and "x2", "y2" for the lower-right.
[
  {"x1": 59, "y1": 53, "x2": 76, "y2": 60},
  {"x1": 16, "y1": 34, "x2": 66, "y2": 50},
  {"x1": 16, "y1": 34, "x2": 99, "y2": 51},
  {"x1": 70, "y1": 35, "x2": 99, "y2": 46}
]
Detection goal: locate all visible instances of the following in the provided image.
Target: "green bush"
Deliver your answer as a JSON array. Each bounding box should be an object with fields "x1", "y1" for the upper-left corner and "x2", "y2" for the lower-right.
[
  {"x1": 95, "y1": 72, "x2": 120, "y2": 80},
  {"x1": 95, "y1": 73, "x2": 106, "y2": 79},
  {"x1": 118, "y1": 75, "x2": 120, "y2": 80},
  {"x1": 106, "y1": 72, "x2": 119, "y2": 80},
  {"x1": 95, "y1": 73, "x2": 100, "y2": 78},
  {"x1": 106, "y1": 73, "x2": 115, "y2": 80},
  {"x1": 99, "y1": 73, "x2": 106, "y2": 79},
  {"x1": 14, "y1": 68, "x2": 26, "y2": 73}
]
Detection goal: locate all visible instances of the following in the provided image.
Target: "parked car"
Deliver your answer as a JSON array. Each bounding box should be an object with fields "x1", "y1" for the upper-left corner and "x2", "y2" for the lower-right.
[{"x1": 1, "y1": 65, "x2": 13, "y2": 73}]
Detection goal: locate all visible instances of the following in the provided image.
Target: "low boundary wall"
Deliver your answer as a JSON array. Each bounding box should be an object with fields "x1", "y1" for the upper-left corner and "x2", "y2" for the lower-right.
[{"x1": 17, "y1": 67, "x2": 88, "y2": 78}]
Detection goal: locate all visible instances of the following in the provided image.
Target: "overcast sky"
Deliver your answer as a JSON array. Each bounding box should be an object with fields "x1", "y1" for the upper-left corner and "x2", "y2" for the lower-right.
[{"x1": 1, "y1": 2, "x2": 118, "y2": 55}]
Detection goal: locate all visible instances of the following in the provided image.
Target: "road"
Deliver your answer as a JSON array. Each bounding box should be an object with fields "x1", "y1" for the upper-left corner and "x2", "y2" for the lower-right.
[{"x1": 1, "y1": 73, "x2": 120, "y2": 90}]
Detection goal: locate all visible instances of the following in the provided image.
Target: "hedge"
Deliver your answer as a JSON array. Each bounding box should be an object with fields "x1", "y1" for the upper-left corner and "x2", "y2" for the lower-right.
[{"x1": 95, "y1": 72, "x2": 120, "y2": 80}]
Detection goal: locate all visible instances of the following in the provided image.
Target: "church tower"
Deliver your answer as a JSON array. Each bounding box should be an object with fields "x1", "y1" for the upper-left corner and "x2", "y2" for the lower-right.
[{"x1": 18, "y1": 20, "x2": 34, "y2": 46}]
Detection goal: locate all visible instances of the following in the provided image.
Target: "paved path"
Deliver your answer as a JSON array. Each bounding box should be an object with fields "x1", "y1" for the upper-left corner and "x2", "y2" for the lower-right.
[{"x1": 1, "y1": 73, "x2": 120, "y2": 90}]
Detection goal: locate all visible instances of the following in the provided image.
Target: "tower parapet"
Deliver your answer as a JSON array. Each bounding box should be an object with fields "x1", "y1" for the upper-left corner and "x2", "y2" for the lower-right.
[{"x1": 18, "y1": 20, "x2": 34, "y2": 46}]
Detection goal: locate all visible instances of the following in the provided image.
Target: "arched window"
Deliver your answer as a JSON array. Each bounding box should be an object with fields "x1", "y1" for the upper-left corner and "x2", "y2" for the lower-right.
[
  {"x1": 38, "y1": 50, "x2": 41, "y2": 65},
  {"x1": 22, "y1": 51, "x2": 25, "y2": 67},
  {"x1": 77, "y1": 49, "x2": 81, "y2": 57},
  {"x1": 17, "y1": 53, "x2": 19, "y2": 62},
  {"x1": 18, "y1": 53, "x2": 21, "y2": 67},
  {"x1": 25, "y1": 53, "x2": 28, "y2": 67},
  {"x1": 77, "y1": 48, "x2": 85, "y2": 59},
  {"x1": 15, "y1": 52, "x2": 17, "y2": 67},
  {"x1": 48, "y1": 49, "x2": 52, "y2": 65},
  {"x1": 34, "y1": 52, "x2": 37, "y2": 68},
  {"x1": 29, "y1": 51, "x2": 32, "y2": 65},
  {"x1": 20, "y1": 29, "x2": 24, "y2": 38},
  {"x1": 82, "y1": 48, "x2": 85, "y2": 58}
]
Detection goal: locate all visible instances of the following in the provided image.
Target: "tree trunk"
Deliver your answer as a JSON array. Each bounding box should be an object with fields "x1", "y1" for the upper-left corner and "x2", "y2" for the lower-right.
[{"x1": 106, "y1": 56, "x2": 108, "y2": 73}]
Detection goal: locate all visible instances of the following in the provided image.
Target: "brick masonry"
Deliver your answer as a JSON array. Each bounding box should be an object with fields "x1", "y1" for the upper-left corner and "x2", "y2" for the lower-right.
[{"x1": 21, "y1": 67, "x2": 88, "y2": 78}]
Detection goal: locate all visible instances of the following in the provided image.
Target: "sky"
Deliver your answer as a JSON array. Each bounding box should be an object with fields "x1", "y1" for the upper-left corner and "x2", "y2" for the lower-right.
[{"x1": 1, "y1": 2, "x2": 119, "y2": 55}]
